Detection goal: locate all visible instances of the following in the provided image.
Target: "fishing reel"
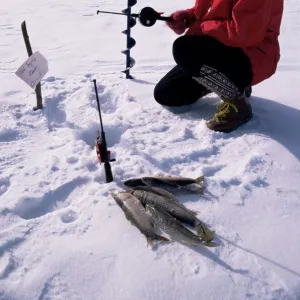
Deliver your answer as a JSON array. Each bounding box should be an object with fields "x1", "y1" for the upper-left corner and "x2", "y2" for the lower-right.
[{"x1": 95, "y1": 131, "x2": 115, "y2": 165}]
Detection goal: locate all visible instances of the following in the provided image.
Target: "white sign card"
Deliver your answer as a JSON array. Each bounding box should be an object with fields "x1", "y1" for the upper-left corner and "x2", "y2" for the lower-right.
[{"x1": 15, "y1": 51, "x2": 49, "y2": 89}]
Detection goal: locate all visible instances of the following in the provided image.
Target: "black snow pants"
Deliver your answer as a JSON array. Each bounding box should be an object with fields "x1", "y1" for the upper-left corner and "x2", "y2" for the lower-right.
[{"x1": 154, "y1": 35, "x2": 253, "y2": 106}]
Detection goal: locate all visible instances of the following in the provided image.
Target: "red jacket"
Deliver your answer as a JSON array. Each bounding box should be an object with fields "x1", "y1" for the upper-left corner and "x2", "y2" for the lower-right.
[{"x1": 185, "y1": 0, "x2": 284, "y2": 86}]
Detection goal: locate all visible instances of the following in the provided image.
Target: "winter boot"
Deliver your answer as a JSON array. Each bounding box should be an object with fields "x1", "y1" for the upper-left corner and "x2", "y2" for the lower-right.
[{"x1": 206, "y1": 92, "x2": 253, "y2": 133}]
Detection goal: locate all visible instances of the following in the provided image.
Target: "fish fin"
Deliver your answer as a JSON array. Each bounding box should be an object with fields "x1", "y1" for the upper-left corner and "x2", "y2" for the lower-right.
[
  {"x1": 147, "y1": 235, "x2": 169, "y2": 246},
  {"x1": 145, "y1": 204, "x2": 153, "y2": 212},
  {"x1": 153, "y1": 187, "x2": 175, "y2": 199},
  {"x1": 202, "y1": 241, "x2": 220, "y2": 247},
  {"x1": 188, "y1": 209, "x2": 200, "y2": 216},
  {"x1": 195, "y1": 175, "x2": 205, "y2": 184},
  {"x1": 195, "y1": 176, "x2": 205, "y2": 194},
  {"x1": 126, "y1": 188, "x2": 136, "y2": 195},
  {"x1": 146, "y1": 237, "x2": 153, "y2": 247},
  {"x1": 196, "y1": 223, "x2": 215, "y2": 242},
  {"x1": 155, "y1": 235, "x2": 169, "y2": 243}
]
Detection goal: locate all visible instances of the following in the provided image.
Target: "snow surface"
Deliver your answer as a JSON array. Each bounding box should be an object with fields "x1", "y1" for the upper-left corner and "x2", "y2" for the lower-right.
[{"x1": 1, "y1": 0, "x2": 300, "y2": 299}]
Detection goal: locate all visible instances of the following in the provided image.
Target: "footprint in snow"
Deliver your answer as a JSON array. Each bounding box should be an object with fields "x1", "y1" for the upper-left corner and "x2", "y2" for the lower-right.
[
  {"x1": 250, "y1": 177, "x2": 269, "y2": 188},
  {"x1": 14, "y1": 177, "x2": 89, "y2": 220},
  {"x1": 4, "y1": 90, "x2": 21, "y2": 97},
  {"x1": 37, "y1": 274, "x2": 72, "y2": 300},
  {"x1": 0, "y1": 128, "x2": 23, "y2": 143},
  {"x1": 43, "y1": 76, "x2": 64, "y2": 83},
  {"x1": 219, "y1": 177, "x2": 242, "y2": 189},
  {"x1": 44, "y1": 76, "x2": 57, "y2": 83},
  {"x1": 44, "y1": 91, "x2": 68, "y2": 131},
  {"x1": 76, "y1": 121, "x2": 126, "y2": 149},
  {"x1": 201, "y1": 165, "x2": 224, "y2": 177},
  {"x1": 0, "y1": 252, "x2": 15, "y2": 280},
  {"x1": 0, "y1": 23, "x2": 13, "y2": 30},
  {"x1": 240, "y1": 155, "x2": 270, "y2": 190},
  {"x1": 80, "y1": 73, "x2": 93, "y2": 83},
  {"x1": 66, "y1": 156, "x2": 79, "y2": 165},
  {"x1": 89, "y1": 83, "x2": 119, "y2": 114},
  {"x1": 0, "y1": 177, "x2": 10, "y2": 196},
  {"x1": 0, "y1": 232, "x2": 30, "y2": 280},
  {"x1": 43, "y1": 82, "x2": 81, "y2": 131}
]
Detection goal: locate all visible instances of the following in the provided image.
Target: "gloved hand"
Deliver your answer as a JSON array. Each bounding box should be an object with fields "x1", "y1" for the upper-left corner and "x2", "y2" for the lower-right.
[{"x1": 166, "y1": 10, "x2": 194, "y2": 35}]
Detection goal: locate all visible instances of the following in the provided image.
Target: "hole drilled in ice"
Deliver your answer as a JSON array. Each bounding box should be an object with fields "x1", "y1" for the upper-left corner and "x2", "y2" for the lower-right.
[{"x1": 60, "y1": 209, "x2": 78, "y2": 223}]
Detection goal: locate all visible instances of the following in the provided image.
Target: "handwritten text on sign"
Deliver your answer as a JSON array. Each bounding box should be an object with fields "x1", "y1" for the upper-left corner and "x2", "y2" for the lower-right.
[{"x1": 15, "y1": 51, "x2": 49, "y2": 89}]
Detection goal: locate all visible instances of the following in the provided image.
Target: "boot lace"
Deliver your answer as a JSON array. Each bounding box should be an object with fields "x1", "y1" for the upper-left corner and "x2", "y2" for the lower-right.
[{"x1": 215, "y1": 101, "x2": 238, "y2": 122}]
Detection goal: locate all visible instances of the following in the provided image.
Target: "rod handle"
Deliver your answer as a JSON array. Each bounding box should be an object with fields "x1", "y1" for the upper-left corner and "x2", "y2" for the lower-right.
[{"x1": 104, "y1": 161, "x2": 114, "y2": 183}]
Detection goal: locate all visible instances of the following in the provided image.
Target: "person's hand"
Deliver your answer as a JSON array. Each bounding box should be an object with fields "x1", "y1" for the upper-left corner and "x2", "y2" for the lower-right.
[{"x1": 166, "y1": 10, "x2": 194, "y2": 35}]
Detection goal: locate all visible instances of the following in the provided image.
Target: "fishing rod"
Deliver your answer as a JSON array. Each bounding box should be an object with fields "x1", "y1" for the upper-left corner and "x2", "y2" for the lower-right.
[
  {"x1": 93, "y1": 79, "x2": 115, "y2": 183},
  {"x1": 97, "y1": 6, "x2": 172, "y2": 27}
]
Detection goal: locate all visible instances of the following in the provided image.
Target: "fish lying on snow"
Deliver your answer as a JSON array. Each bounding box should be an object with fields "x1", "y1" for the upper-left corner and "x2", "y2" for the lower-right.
[
  {"x1": 131, "y1": 185, "x2": 175, "y2": 199},
  {"x1": 111, "y1": 190, "x2": 168, "y2": 245},
  {"x1": 146, "y1": 205, "x2": 219, "y2": 247},
  {"x1": 124, "y1": 175, "x2": 205, "y2": 195},
  {"x1": 130, "y1": 185, "x2": 197, "y2": 214},
  {"x1": 129, "y1": 189, "x2": 215, "y2": 242}
]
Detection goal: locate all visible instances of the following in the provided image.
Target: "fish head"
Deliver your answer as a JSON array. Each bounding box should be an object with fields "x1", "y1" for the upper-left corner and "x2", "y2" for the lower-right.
[
  {"x1": 123, "y1": 178, "x2": 146, "y2": 187},
  {"x1": 110, "y1": 190, "x2": 125, "y2": 207}
]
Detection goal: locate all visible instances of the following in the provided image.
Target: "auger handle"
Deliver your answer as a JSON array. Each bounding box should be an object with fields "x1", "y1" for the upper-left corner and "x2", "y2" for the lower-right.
[
  {"x1": 96, "y1": 7, "x2": 173, "y2": 27},
  {"x1": 156, "y1": 15, "x2": 173, "y2": 22},
  {"x1": 96, "y1": 10, "x2": 139, "y2": 18}
]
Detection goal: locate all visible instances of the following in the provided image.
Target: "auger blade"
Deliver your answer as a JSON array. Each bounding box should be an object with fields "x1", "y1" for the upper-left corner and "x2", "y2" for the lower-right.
[
  {"x1": 121, "y1": 18, "x2": 136, "y2": 31},
  {"x1": 128, "y1": 37, "x2": 136, "y2": 49},
  {"x1": 128, "y1": 17, "x2": 137, "y2": 28},
  {"x1": 121, "y1": 49, "x2": 129, "y2": 55},
  {"x1": 122, "y1": 8, "x2": 130, "y2": 14},
  {"x1": 121, "y1": 69, "x2": 134, "y2": 79},
  {"x1": 121, "y1": 57, "x2": 135, "y2": 73},
  {"x1": 121, "y1": 52, "x2": 135, "y2": 67},
  {"x1": 129, "y1": 57, "x2": 136, "y2": 68}
]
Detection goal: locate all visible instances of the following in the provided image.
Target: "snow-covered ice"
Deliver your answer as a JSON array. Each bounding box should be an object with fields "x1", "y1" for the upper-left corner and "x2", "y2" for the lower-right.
[{"x1": 1, "y1": 0, "x2": 300, "y2": 299}]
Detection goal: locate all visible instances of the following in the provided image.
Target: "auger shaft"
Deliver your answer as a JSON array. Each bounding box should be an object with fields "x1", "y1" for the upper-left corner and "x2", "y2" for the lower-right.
[{"x1": 96, "y1": 10, "x2": 139, "y2": 18}]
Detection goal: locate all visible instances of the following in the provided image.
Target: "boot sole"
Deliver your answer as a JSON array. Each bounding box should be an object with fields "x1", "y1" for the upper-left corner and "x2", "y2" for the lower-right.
[{"x1": 209, "y1": 114, "x2": 253, "y2": 133}]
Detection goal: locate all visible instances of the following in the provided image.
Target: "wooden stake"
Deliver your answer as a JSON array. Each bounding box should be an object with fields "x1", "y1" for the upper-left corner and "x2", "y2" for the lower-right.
[{"x1": 21, "y1": 21, "x2": 43, "y2": 110}]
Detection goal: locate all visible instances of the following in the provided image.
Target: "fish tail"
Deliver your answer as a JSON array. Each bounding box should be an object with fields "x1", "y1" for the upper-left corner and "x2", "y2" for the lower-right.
[
  {"x1": 196, "y1": 223, "x2": 215, "y2": 242},
  {"x1": 195, "y1": 176, "x2": 205, "y2": 194},
  {"x1": 188, "y1": 209, "x2": 200, "y2": 216},
  {"x1": 202, "y1": 241, "x2": 220, "y2": 247},
  {"x1": 195, "y1": 175, "x2": 205, "y2": 184}
]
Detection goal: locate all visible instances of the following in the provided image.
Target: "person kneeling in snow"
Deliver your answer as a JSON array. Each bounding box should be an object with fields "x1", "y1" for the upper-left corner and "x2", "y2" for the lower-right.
[{"x1": 154, "y1": 0, "x2": 284, "y2": 133}]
